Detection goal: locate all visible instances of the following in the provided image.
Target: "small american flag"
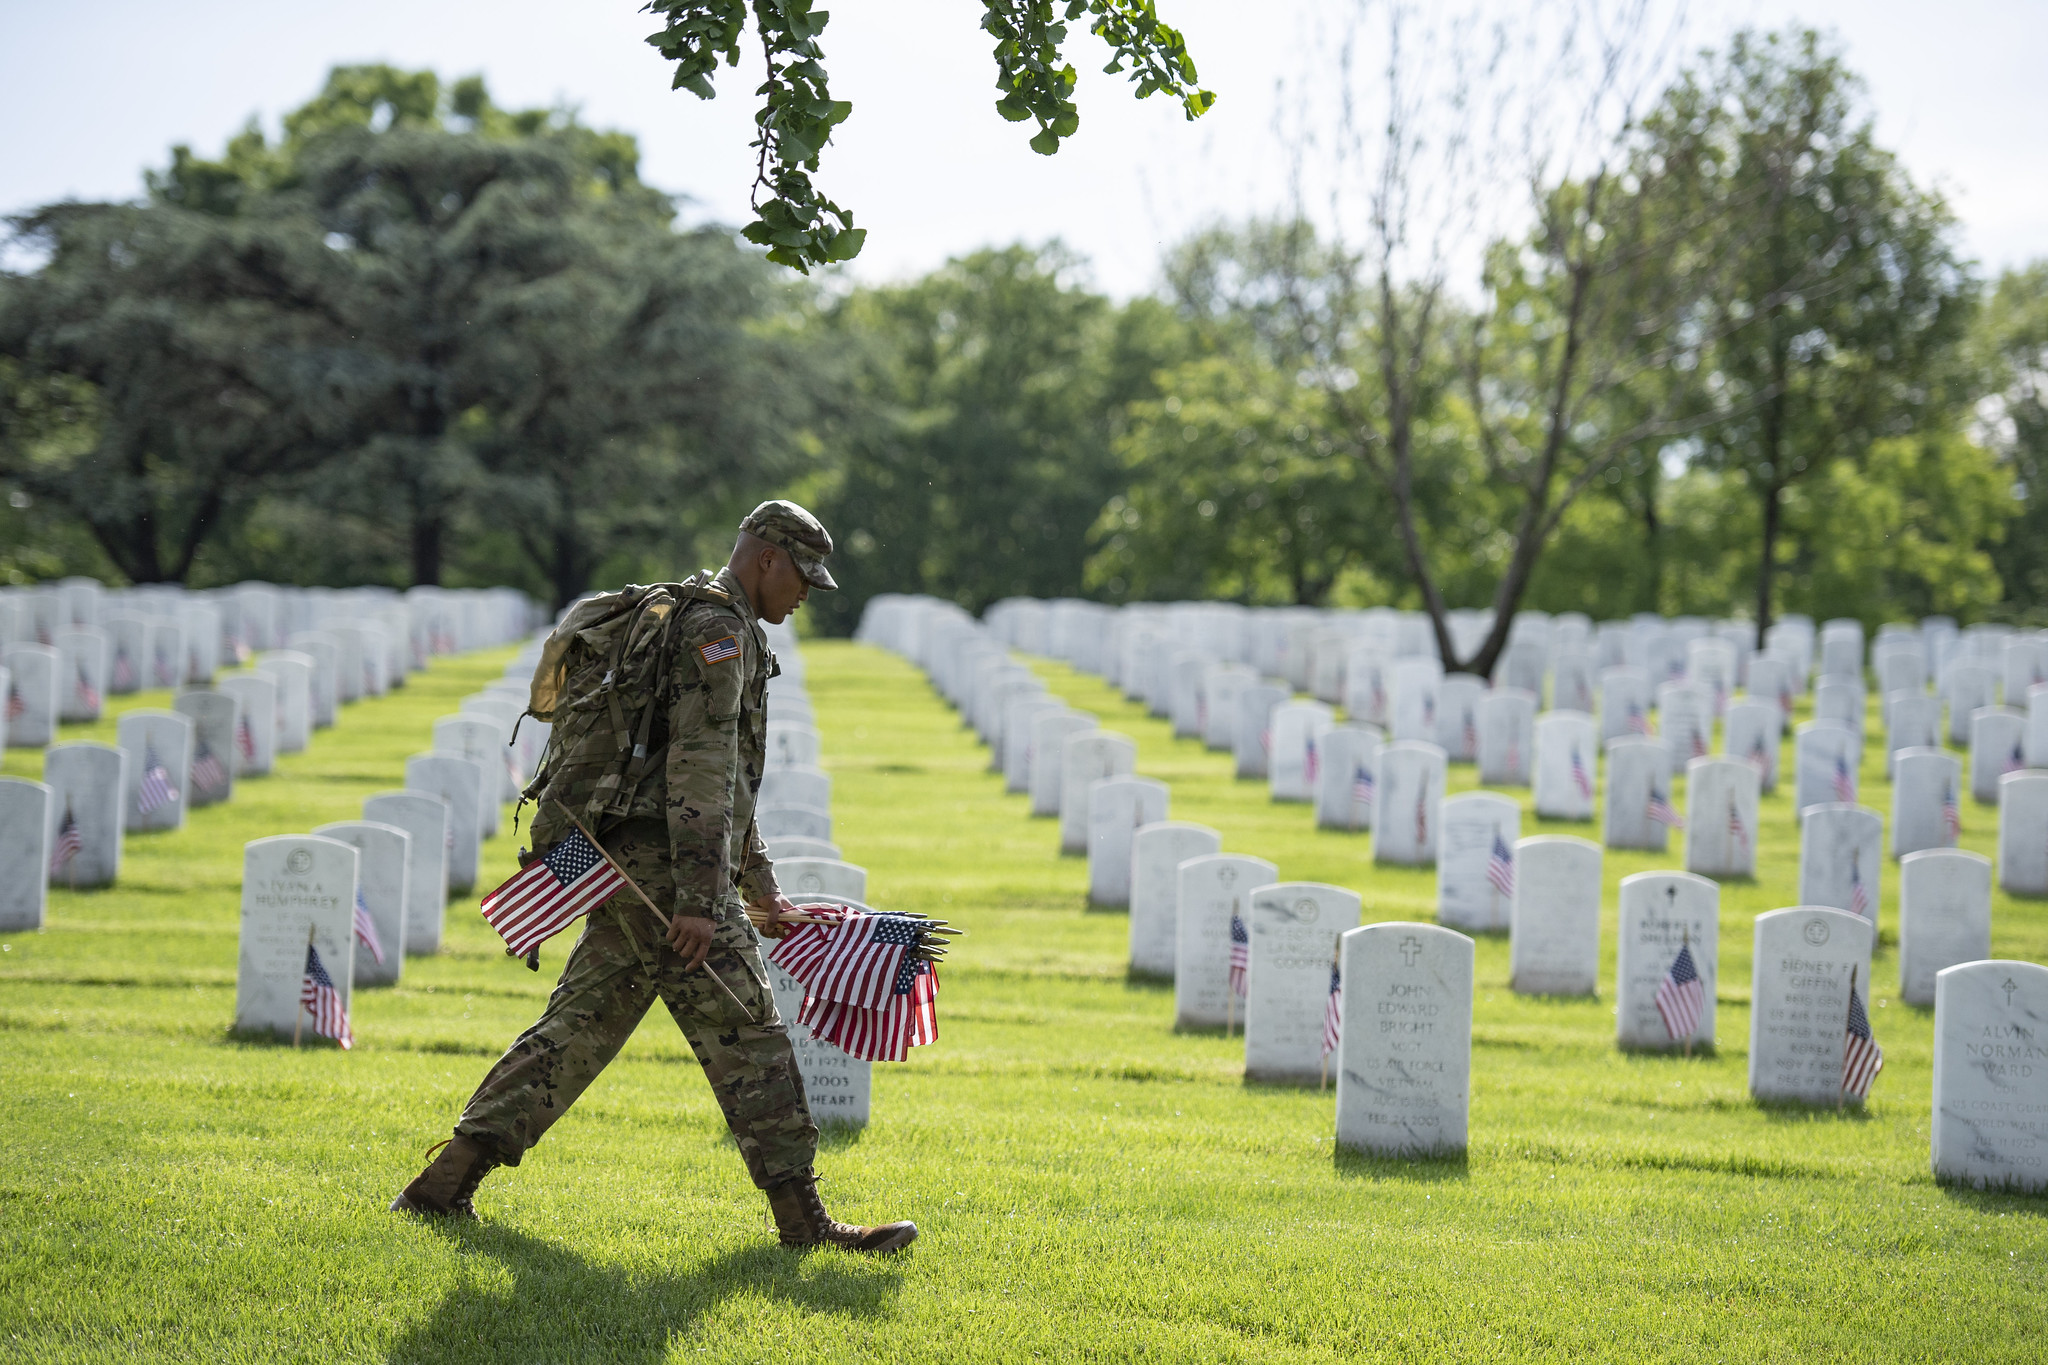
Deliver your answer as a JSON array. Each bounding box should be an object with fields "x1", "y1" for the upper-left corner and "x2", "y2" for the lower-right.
[
  {"x1": 1570, "y1": 748, "x2": 1593, "y2": 799},
  {"x1": 300, "y1": 943, "x2": 353, "y2": 1049},
  {"x1": 1422, "y1": 696, "x2": 1436, "y2": 728},
  {"x1": 154, "y1": 649, "x2": 177, "y2": 687},
  {"x1": 111, "y1": 649, "x2": 137, "y2": 692},
  {"x1": 49, "y1": 808, "x2": 83, "y2": 875},
  {"x1": 353, "y1": 888, "x2": 386, "y2": 966},
  {"x1": 1320, "y1": 962, "x2": 1342, "y2": 1058},
  {"x1": 1841, "y1": 970, "x2": 1883, "y2": 1101},
  {"x1": 699, "y1": 635, "x2": 740, "y2": 665},
  {"x1": 1258, "y1": 727, "x2": 1271, "y2": 755},
  {"x1": 1726, "y1": 800, "x2": 1748, "y2": 855},
  {"x1": 1832, "y1": 755, "x2": 1856, "y2": 803},
  {"x1": 1462, "y1": 711, "x2": 1477, "y2": 754},
  {"x1": 6, "y1": 684, "x2": 25, "y2": 721},
  {"x1": 1370, "y1": 682, "x2": 1386, "y2": 719},
  {"x1": 1304, "y1": 739, "x2": 1320, "y2": 785},
  {"x1": 1625, "y1": 704, "x2": 1649, "y2": 736},
  {"x1": 1847, "y1": 858, "x2": 1870, "y2": 920},
  {"x1": 1655, "y1": 940, "x2": 1706, "y2": 1041},
  {"x1": 1351, "y1": 765, "x2": 1375, "y2": 810},
  {"x1": 74, "y1": 664, "x2": 100, "y2": 714},
  {"x1": 135, "y1": 742, "x2": 178, "y2": 816},
  {"x1": 189, "y1": 741, "x2": 227, "y2": 797},
  {"x1": 1228, "y1": 910, "x2": 1249, "y2": 997},
  {"x1": 1487, "y1": 832, "x2": 1516, "y2": 899},
  {"x1": 1943, "y1": 783, "x2": 1962, "y2": 841},
  {"x1": 1414, "y1": 776, "x2": 1430, "y2": 847},
  {"x1": 1689, "y1": 727, "x2": 1708, "y2": 760},
  {"x1": 236, "y1": 714, "x2": 257, "y2": 763},
  {"x1": 479, "y1": 826, "x2": 627, "y2": 957},
  {"x1": 1647, "y1": 787, "x2": 1684, "y2": 828},
  {"x1": 1747, "y1": 735, "x2": 1769, "y2": 776},
  {"x1": 1507, "y1": 741, "x2": 1522, "y2": 776},
  {"x1": 2005, "y1": 741, "x2": 2026, "y2": 776}
]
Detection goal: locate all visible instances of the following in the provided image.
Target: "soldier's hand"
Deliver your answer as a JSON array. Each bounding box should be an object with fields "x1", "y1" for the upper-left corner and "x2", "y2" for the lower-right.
[
  {"x1": 752, "y1": 893, "x2": 800, "y2": 938},
  {"x1": 666, "y1": 913, "x2": 716, "y2": 971}
]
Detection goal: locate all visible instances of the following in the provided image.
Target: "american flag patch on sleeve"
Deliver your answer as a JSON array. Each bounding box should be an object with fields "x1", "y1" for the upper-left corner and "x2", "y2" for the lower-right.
[{"x1": 700, "y1": 635, "x2": 741, "y2": 664}]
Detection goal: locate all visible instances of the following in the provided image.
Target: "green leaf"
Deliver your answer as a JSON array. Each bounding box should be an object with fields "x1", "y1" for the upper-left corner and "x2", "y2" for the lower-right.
[
  {"x1": 824, "y1": 226, "x2": 867, "y2": 261},
  {"x1": 996, "y1": 96, "x2": 1033, "y2": 122},
  {"x1": 1029, "y1": 127, "x2": 1062, "y2": 155}
]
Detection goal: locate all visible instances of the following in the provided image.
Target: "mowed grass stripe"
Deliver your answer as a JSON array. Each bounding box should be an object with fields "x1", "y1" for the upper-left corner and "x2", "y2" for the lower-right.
[{"x1": 0, "y1": 638, "x2": 2042, "y2": 1362}]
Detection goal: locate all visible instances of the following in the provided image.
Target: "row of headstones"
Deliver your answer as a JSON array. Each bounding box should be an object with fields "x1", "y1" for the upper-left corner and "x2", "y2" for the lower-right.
[
  {"x1": 857, "y1": 595, "x2": 2048, "y2": 1190},
  {"x1": 235, "y1": 630, "x2": 555, "y2": 1040},
  {"x1": 0, "y1": 586, "x2": 535, "y2": 932}
]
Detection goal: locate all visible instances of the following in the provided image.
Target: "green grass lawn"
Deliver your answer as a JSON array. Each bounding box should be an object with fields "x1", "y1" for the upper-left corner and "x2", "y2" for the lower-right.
[{"x1": 2, "y1": 639, "x2": 2045, "y2": 1363}]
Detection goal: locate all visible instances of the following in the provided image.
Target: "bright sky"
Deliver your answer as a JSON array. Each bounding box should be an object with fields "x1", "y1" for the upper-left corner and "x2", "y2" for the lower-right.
[{"x1": 1, "y1": 0, "x2": 2041, "y2": 297}]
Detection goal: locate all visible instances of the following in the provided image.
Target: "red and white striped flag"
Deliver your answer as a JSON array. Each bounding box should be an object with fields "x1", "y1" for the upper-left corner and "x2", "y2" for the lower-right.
[
  {"x1": 1625, "y1": 704, "x2": 1649, "y2": 736},
  {"x1": 1570, "y1": 748, "x2": 1594, "y2": 799},
  {"x1": 1647, "y1": 787, "x2": 1684, "y2": 828},
  {"x1": 300, "y1": 943, "x2": 353, "y2": 1049},
  {"x1": 1228, "y1": 909, "x2": 1249, "y2": 997},
  {"x1": 1841, "y1": 970, "x2": 1883, "y2": 1101},
  {"x1": 774, "y1": 907, "x2": 943, "y2": 1062},
  {"x1": 1320, "y1": 962, "x2": 1342, "y2": 1058},
  {"x1": 1655, "y1": 940, "x2": 1706, "y2": 1041},
  {"x1": 6, "y1": 684, "x2": 25, "y2": 721},
  {"x1": 1943, "y1": 783, "x2": 1962, "y2": 841},
  {"x1": 1726, "y1": 800, "x2": 1748, "y2": 855},
  {"x1": 1847, "y1": 859, "x2": 1871, "y2": 920},
  {"x1": 110, "y1": 649, "x2": 137, "y2": 692},
  {"x1": 190, "y1": 741, "x2": 227, "y2": 797},
  {"x1": 135, "y1": 743, "x2": 178, "y2": 816},
  {"x1": 1486, "y1": 832, "x2": 1516, "y2": 899},
  {"x1": 353, "y1": 888, "x2": 386, "y2": 966},
  {"x1": 1832, "y1": 755, "x2": 1856, "y2": 803},
  {"x1": 49, "y1": 808, "x2": 83, "y2": 875},
  {"x1": 236, "y1": 714, "x2": 257, "y2": 764},
  {"x1": 75, "y1": 665, "x2": 100, "y2": 715},
  {"x1": 479, "y1": 826, "x2": 626, "y2": 957}
]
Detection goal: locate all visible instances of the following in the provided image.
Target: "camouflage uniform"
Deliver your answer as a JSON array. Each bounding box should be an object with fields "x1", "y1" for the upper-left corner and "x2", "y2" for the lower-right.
[{"x1": 455, "y1": 564, "x2": 815, "y2": 1189}]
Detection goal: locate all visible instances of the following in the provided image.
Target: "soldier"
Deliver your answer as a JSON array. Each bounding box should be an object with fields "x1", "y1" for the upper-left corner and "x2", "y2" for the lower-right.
[{"x1": 391, "y1": 500, "x2": 916, "y2": 1255}]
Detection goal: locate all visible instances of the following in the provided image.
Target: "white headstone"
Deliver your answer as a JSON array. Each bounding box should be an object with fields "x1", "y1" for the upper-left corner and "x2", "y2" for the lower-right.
[
  {"x1": 1314, "y1": 725, "x2": 1383, "y2": 831},
  {"x1": 1552, "y1": 650, "x2": 1596, "y2": 716},
  {"x1": 363, "y1": 790, "x2": 450, "y2": 954},
  {"x1": 405, "y1": 753, "x2": 484, "y2": 892},
  {"x1": 41, "y1": 742, "x2": 124, "y2": 888},
  {"x1": 1333, "y1": 922, "x2": 1474, "y2": 1156},
  {"x1": 312, "y1": 820, "x2": 411, "y2": 987},
  {"x1": 1947, "y1": 662, "x2": 1996, "y2": 743},
  {"x1": 1028, "y1": 710, "x2": 1096, "y2": 816},
  {"x1": 1244, "y1": 882, "x2": 1359, "y2": 1083},
  {"x1": 1891, "y1": 747, "x2": 1962, "y2": 859},
  {"x1": 3, "y1": 645, "x2": 59, "y2": 747},
  {"x1": 117, "y1": 709, "x2": 192, "y2": 833},
  {"x1": 1373, "y1": 742, "x2": 1447, "y2": 867},
  {"x1": 172, "y1": 689, "x2": 239, "y2": 808},
  {"x1": 1603, "y1": 736, "x2": 1676, "y2": 852},
  {"x1": 1388, "y1": 660, "x2": 1443, "y2": 745},
  {"x1": 1793, "y1": 720, "x2": 1861, "y2": 813},
  {"x1": 1085, "y1": 777, "x2": 1170, "y2": 908},
  {"x1": 234, "y1": 834, "x2": 358, "y2": 1041},
  {"x1": 764, "y1": 836, "x2": 839, "y2": 862},
  {"x1": 1435, "y1": 792, "x2": 1519, "y2": 932},
  {"x1": 1684, "y1": 757, "x2": 1759, "y2": 879},
  {"x1": 1003, "y1": 695, "x2": 1063, "y2": 794},
  {"x1": 1475, "y1": 688, "x2": 1536, "y2": 787},
  {"x1": 1341, "y1": 647, "x2": 1390, "y2": 730},
  {"x1": 1173, "y1": 853, "x2": 1278, "y2": 1029},
  {"x1": 776, "y1": 857, "x2": 866, "y2": 902},
  {"x1": 1656, "y1": 682, "x2": 1713, "y2": 773},
  {"x1": 216, "y1": 673, "x2": 277, "y2": 775},
  {"x1": 1748, "y1": 655, "x2": 1795, "y2": 724},
  {"x1": 1232, "y1": 683, "x2": 1288, "y2": 780},
  {"x1": 1997, "y1": 772, "x2": 2048, "y2": 897},
  {"x1": 1897, "y1": 849, "x2": 1992, "y2": 1006},
  {"x1": 1508, "y1": 836, "x2": 1602, "y2": 996},
  {"x1": 1931, "y1": 960, "x2": 2048, "y2": 1192},
  {"x1": 1059, "y1": 730, "x2": 1136, "y2": 855},
  {"x1": 1969, "y1": 708, "x2": 2027, "y2": 804},
  {"x1": 1599, "y1": 666, "x2": 1654, "y2": 745},
  {"x1": 1687, "y1": 637, "x2": 1737, "y2": 715},
  {"x1": 1723, "y1": 698, "x2": 1782, "y2": 793},
  {"x1": 1127, "y1": 821, "x2": 1222, "y2": 975},
  {"x1": 758, "y1": 805, "x2": 832, "y2": 842},
  {"x1": 1748, "y1": 907, "x2": 1875, "y2": 1105},
  {"x1": 0, "y1": 778, "x2": 52, "y2": 930},
  {"x1": 1268, "y1": 699, "x2": 1335, "y2": 802},
  {"x1": 766, "y1": 725, "x2": 822, "y2": 770},
  {"x1": 760, "y1": 765, "x2": 832, "y2": 813},
  {"x1": 1614, "y1": 871, "x2": 1718, "y2": 1050},
  {"x1": 432, "y1": 714, "x2": 509, "y2": 838},
  {"x1": 1436, "y1": 674, "x2": 1484, "y2": 761},
  {"x1": 255, "y1": 652, "x2": 313, "y2": 752},
  {"x1": 287, "y1": 633, "x2": 340, "y2": 728},
  {"x1": 1797, "y1": 803, "x2": 1884, "y2": 933},
  {"x1": 55, "y1": 626, "x2": 107, "y2": 723},
  {"x1": 1531, "y1": 711, "x2": 1598, "y2": 821}
]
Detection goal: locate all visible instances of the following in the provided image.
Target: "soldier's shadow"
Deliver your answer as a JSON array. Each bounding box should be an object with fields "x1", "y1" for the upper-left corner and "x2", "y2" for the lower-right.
[{"x1": 388, "y1": 1222, "x2": 901, "y2": 1364}]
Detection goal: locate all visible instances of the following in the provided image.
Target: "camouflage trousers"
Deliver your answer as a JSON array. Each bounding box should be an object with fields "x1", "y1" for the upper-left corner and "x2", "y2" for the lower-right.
[{"x1": 455, "y1": 819, "x2": 818, "y2": 1190}]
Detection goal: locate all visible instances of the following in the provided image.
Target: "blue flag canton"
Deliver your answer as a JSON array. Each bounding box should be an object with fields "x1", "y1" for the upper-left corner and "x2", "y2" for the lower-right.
[
  {"x1": 1668, "y1": 941, "x2": 1698, "y2": 985},
  {"x1": 1230, "y1": 915, "x2": 1249, "y2": 946},
  {"x1": 304, "y1": 943, "x2": 337, "y2": 988},
  {"x1": 1846, "y1": 983, "x2": 1872, "y2": 1041},
  {"x1": 543, "y1": 830, "x2": 603, "y2": 885},
  {"x1": 1329, "y1": 963, "x2": 1342, "y2": 994},
  {"x1": 873, "y1": 915, "x2": 928, "y2": 996}
]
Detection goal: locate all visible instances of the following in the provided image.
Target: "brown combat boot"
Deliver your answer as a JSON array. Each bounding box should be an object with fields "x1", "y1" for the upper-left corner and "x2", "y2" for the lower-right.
[
  {"x1": 767, "y1": 1174, "x2": 917, "y2": 1254},
  {"x1": 389, "y1": 1136, "x2": 500, "y2": 1219}
]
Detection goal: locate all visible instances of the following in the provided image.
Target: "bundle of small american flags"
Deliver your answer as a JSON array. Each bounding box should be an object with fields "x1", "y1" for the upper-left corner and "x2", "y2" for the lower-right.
[{"x1": 769, "y1": 902, "x2": 954, "y2": 1063}]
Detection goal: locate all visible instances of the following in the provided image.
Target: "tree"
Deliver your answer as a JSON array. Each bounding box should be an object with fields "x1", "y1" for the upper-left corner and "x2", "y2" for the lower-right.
[
  {"x1": 641, "y1": 1, "x2": 1214, "y2": 271},
  {"x1": 1972, "y1": 261, "x2": 2048, "y2": 615},
  {"x1": 1673, "y1": 29, "x2": 1975, "y2": 644}
]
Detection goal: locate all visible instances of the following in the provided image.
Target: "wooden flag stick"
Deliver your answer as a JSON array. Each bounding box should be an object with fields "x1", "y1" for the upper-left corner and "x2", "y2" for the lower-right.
[
  {"x1": 1682, "y1": 925, "x2": 1692, "y2": 1061},
  {"x1": 1839, "y1": 964, "x2": 1857, "y2": 1112},
  {"x1": 551, "y1": 803, "x2": 755, "y2": 1021},
  {"x1": 293, "y1": 923, "x2": 313, "y2": 1049}
]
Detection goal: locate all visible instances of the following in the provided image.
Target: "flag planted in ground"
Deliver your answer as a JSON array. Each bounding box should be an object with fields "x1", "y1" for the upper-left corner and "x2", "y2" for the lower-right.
[
  {"x1": 74, "y1": 665, "x2": 100, "y2": 715},
  {"x1": 1655, "y1": 940, "x2": 1706, "y2": 1041},
  {"x1": 236, "y1": 714, "x2": 257, "y2": 763},
  {"x1": 49, "y1": 809, "x2": 82, "y2": 875},
  {"x1": 190, "y1": 741, "x2": 227, "y2": 797},
  {"x1": 1647, "y1": 786, "x2": 1684, "y2": 828},
  {"x1": 1842, "y1": 972, "x2": 1883, "y2": 1101},
  {"x1": 1487, "y1": 831, "x2": 1515, "y2": 899},
  {"x1": 1321, "y1": 962, "x2": 1342, "y2": 1058},
  {"x1": 1228, "y1": 909, "x2": 1249, "y2": 998},
  {"x1": 1833, "y1": 755, "x2": 1856, "y2": 803},
  {"x1": 479, "y1": 826, "x2": 626, "y2": 957},
  {"x1": 353, "y1": 888, "x2": 386, "y2": 966},
  {"x1": 135, "y1": 743, "x2": 178, "y2": 816},
  {"x1": 300, "y1": 943, "x2": 353, "y2": 1050}
]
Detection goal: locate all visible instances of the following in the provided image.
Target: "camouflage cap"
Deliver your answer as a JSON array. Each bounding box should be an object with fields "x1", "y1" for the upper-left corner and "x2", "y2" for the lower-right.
[{"x1": 739, "y1": 499, "x2": 837, "y2": 590}]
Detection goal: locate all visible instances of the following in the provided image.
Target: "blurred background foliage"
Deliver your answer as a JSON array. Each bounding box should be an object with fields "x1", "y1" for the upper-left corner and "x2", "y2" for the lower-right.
[{"x1": 3, "y1": 39, "x2": 2046, "y2": 635}]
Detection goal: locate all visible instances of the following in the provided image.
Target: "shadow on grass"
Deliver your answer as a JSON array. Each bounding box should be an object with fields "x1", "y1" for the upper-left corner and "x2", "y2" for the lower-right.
[
  {"x1": 1753, "y1": 1097, "x2": 1877, "y2": 1124},
  {"x1": 388, "y1": 1221, "x2": 903, "y2": 1364},
  {"x1": 1122, "y1": 968, "x2": 1171, "y2": 995},
  {"x1": 1333, "y1": 1145, "x2": 1471, "y2": 1183},
  {"x1": 1936, "y1": 1180, "x2": 2048, "y2": 1214}
]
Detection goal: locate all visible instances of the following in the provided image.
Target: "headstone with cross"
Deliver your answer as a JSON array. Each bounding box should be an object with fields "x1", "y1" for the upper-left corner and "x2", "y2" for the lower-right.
[
  {"x1": 1931, "y1": 959, "x2": 2048, "y2": 1192},
  {"x1": 1615, "y1": 871, "x2": 1718, "y2": 1050},
  {"x1": 1333, "y1": 921, "x2": 1474, "y2": 1156}
]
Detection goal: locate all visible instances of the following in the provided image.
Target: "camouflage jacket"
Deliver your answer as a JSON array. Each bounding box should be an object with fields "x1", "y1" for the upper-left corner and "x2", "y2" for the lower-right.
[{"x1": 621, "y1": 566, "x2": 781, "y2": 919}]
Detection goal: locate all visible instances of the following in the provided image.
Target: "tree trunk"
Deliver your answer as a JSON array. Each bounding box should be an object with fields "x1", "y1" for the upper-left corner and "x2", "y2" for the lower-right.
[
  {"x1": 1754, "y1": 480, "x2": 1782, "y2": 651},
  {"x1": 411, "y1": 513, "x2": 443, "y2": 587},
  {"x1": 1639, "y1": 472, "x2": 1662, "y2": 614}
]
